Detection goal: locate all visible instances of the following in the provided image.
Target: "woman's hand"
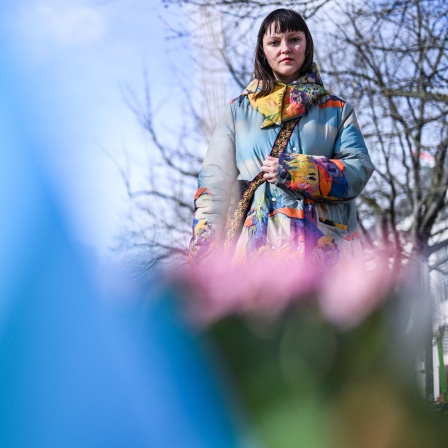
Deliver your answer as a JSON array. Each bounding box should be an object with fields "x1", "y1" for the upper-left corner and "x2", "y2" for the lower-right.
[{"x1": 262, "y1": 155, "x2": 279, "y2": 183}]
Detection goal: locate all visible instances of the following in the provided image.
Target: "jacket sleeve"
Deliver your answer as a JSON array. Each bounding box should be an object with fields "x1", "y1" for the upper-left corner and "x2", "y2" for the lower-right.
[
  {"x1": 189, "y1": 104, "x2": 238, "y2": 263},
  {"x1": 276, "y1": 103, "x2": 375, "y2": 202}
]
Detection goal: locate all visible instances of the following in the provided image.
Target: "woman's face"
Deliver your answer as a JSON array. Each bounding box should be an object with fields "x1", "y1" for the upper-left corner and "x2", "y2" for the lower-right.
[{"x1": 262, "y1": 25, "x2": 307, "y2": 84}]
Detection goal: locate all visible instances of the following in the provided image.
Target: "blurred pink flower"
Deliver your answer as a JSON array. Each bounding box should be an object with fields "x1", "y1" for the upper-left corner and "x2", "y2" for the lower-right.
[
  {"x1": 317, "y1": 255, "x2": 398, "y2": 329},
  {"x1": 175, "y1": 251, "x2": 399, "y2": 330},
  {"x1": 178, "y1": 254, "x2": 318, "y2": 326}
]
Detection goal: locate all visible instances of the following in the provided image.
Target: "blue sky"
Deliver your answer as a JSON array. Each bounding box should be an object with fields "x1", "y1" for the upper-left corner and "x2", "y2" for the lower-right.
[
  {"x1": 0, "y1": 5, "x2": 253, "y2": 444},
  {"x1": 1, "y1": 0, "x2": 185, "y2": 259}
]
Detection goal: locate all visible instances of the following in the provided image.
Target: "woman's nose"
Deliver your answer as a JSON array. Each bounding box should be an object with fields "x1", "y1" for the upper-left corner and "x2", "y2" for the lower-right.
[{"x1": 280, "y1": 40, "x2": 291, "y2": 53}]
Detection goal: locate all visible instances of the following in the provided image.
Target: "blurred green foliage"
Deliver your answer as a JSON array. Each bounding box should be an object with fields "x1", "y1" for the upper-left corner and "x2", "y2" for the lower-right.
[{"x1": 210, "y1": 302, "x2": 448, "y2": 448}]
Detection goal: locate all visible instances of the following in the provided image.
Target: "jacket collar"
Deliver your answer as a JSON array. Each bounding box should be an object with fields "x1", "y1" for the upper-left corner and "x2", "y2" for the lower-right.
[{"x1": 241, "y1": 63, "x2": 328, "y2": 128}]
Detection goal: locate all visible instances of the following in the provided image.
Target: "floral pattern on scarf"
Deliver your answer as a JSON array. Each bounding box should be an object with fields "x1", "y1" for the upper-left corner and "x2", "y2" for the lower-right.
[{"x1": 241, "y1": 63, "x2": 328, "y2": 128}]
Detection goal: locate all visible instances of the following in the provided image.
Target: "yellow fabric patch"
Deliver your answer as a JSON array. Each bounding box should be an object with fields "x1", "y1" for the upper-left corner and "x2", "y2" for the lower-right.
[{"x1": 240, "y1": 63, "x2": 328, "y2": 129}]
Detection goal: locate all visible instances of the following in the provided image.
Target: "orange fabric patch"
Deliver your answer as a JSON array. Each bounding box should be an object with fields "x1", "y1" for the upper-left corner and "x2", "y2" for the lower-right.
[
  {"x1": 194, "y1": 187, "x2": 212, "y2": 200},
  {"x1": 268, "y1": 207, "x2": 305, "y2": 219},
  {"x1": 244, "y1": 215, "x2": 255, "y2": 227},
  {"x1": 330, "y1": 159, "x2": 346, "y2": 172},
  {"x1": 317, "y1": 164, "x2": 332, "y2": 197},
  {"x1": 318, "y1": 99, "x2": 345, "y2": 110}
]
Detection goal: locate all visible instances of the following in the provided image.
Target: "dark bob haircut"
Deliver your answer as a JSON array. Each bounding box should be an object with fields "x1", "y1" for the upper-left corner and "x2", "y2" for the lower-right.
[{"x1": 253, "y1": 9, "x2": 314, "y2": 98}]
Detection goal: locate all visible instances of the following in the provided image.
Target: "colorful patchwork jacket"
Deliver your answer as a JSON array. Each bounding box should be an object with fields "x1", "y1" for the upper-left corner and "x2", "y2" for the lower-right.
[{"x1": 190, "y1": 66, "x2": 375, "y2": 268}]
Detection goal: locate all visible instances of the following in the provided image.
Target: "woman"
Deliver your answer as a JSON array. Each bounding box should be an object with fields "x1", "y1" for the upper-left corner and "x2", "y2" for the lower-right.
[{"x1": 189, "y1": 9, "x2": 374, "y2": 268}]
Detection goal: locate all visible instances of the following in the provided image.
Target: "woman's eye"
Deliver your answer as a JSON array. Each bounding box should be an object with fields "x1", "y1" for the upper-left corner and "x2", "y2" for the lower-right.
[{"x1": 269, "y1": 41, "x2": 279, "y2": 46}]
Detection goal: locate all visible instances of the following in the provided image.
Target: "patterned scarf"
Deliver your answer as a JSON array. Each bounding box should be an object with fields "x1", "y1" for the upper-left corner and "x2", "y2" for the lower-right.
[{"x1": 241, "y1": 62, "x2": 328, "y2": 129}]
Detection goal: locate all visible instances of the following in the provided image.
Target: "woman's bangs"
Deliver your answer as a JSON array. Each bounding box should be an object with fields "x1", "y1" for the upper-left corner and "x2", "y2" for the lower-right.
[{"x1": 266, "y1": 16, "x2": 303, "y2": 35}]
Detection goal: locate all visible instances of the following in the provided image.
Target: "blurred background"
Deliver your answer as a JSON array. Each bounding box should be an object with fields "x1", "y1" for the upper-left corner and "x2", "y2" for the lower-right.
[
  {"x1": 0, "y1": 0, "x2": 181, "y2": 260},
  {"x1": 0, "y1": 1, "x2": 248, "y2": 446}
]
